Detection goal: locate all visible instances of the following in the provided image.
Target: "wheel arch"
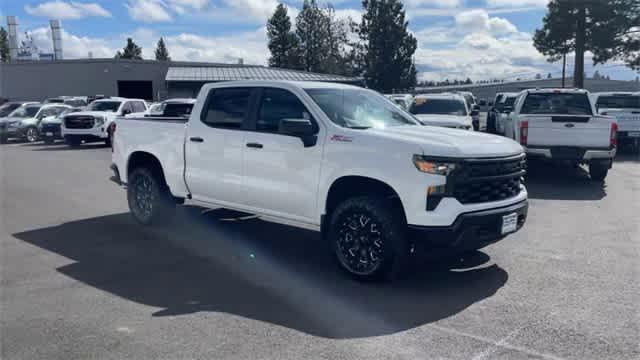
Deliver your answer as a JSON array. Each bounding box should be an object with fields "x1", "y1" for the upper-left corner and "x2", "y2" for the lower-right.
[
  {"x1": 126, "y1": 151, "x2": 168, "y2": 187},
  {"x1": 323, "y1": 176, "x2": 407, "y2": 229}
]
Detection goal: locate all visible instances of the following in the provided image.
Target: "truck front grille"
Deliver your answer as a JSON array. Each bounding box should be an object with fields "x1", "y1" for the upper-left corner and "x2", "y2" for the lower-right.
[
  {"x1": 65, "y1": 116, "x2": 94, "y2": 129},
  {"x1": 451, "y1": 154, "x2": 526, "y2": 204}
]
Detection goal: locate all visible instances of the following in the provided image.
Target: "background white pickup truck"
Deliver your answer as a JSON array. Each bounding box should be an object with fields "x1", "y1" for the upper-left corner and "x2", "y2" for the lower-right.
[
  {"x1": 111, "y1": 81, "x2": 528, "y2": 280},
  {"x1": 591, "y1": 92, "x2": 640, "y2": 154},
  {"x1": 61, "y1": 97, "x2": 147, "y2": 147},
  {"x1": 503, "y1": 88, "x2": 617, "y2": 181}
]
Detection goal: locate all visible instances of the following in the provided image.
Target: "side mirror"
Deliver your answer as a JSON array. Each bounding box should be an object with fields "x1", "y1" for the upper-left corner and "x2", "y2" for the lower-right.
[
  {"x1": 488, "y1": 101, "x2": 493, "y2": 106},
  {"x1": 473, "y1": 104, "x2": 481, "y2": 111},
  {"x1": 502, "y1": 106, "x2": 513, "y2": 114},
  {"x1": 121, "y1": 109, "x2": 131, "y2": 116},
  {"x1": 471, "y1": 110, "x2": 480, "y2": 116},
  {"x1": 279, "y1": 118, "x2": 317, "y2": 147}
]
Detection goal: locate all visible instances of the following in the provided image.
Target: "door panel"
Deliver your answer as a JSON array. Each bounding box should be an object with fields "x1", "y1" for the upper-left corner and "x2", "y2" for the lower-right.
[
  {"x1": 244, "y1": 88, "x2": 323, "y2": 222},
  {"x1": 184, "y1": 87, "x2": 253, "y2": 205}
]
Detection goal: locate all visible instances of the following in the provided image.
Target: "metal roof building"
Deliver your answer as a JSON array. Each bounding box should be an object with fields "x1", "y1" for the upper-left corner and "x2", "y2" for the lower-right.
[{"x1": 0, "y1": 59, "x2": 361, "y2": 102}]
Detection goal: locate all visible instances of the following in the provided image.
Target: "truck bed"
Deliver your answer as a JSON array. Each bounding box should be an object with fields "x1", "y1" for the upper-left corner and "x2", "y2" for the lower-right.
[{"x1": 112, "y1": 116, "x2": 190, "y2": 197}]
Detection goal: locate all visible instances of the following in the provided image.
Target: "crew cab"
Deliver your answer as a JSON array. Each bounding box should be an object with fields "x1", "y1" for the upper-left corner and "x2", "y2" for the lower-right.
[
  {"x1": 502, "y1": 88, "x2": 617, "y2": 181},
  {"x1": 111, "y1": 81, "x2": 528, "y2": 280},
  {"x1": 591, "y1": 92, "x2": 640, "y2": 153},
  {"x1": 61, "y1": 97, "x2": 147, "y2": 147},
  {"x1": 410, "y1": 93, "x2": 475, "y2": 130},
  {"x1": 494, "y1": 93, "x2": 520, "y2": 135},
  {"x1": 0, "y1": 103, "x2": 70, "y2": 143}
]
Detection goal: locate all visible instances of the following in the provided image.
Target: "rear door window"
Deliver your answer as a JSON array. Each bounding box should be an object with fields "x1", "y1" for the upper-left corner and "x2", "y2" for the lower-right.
[
  {"x1": 132, "y1": 101, "x2": 147, "y2": 113},
  {"x1": 521, "y1": 93, "x2": 592, "y2": 115},
  {"x1": 201, "y1": 88, "x2": 252, "y2": 129}
]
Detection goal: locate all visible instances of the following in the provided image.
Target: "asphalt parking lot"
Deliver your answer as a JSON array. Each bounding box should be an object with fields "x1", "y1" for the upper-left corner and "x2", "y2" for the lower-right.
[{"x1": 1, "y1": 140, "x2": 639, "y2": 360}]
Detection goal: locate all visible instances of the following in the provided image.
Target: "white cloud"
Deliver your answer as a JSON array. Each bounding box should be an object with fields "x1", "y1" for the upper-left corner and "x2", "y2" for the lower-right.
[
  {"x1": 27, "y1": 27, "x2": 116, "y2": 58},
  {"x1": 126, "y1": 0, "x2": 173, "y2": 23},
  {"x1": 221, "y1": 0, "x2": 279, "y2": 22},
  {"x1": 486, "y1": 0, "x2": 549, "y2": 8},
  {"x1": 24, "y1": 1, "x2": 111, "y2": 20},
  {"x1": 405, "y1": 0, "x2": 462, "y2": 7},
  {"x1": 167, "y1": 0, "x2": 208, "y2": 14},
  {"x1": 454, "y1": 9, "x2": 517, "y2": 35}
]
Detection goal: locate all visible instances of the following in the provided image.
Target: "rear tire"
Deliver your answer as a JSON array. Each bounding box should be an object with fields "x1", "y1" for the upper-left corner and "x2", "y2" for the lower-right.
[
  {"x1": 589, "y1": 161, "x2": 609, "y2": 181},
  {"x1": 328, "y1": 196, "x2": 410, "y2": 281},
  {"x1": 127, "y1": 167, "x2": 176, "y2": 226}
]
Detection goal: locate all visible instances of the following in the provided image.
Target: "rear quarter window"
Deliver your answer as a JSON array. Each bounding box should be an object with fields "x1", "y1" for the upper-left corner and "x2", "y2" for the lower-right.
[
  {"x1": 521, "y1": 93, "x2": 592, "y2": 115},
  {"x1": 596, "y1": 95, "x2": 640, "y2": 109}
]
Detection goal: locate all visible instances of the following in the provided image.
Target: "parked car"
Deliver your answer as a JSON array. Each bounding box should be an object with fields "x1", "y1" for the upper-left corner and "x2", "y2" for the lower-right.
[
  {"x1": 502, "y1": 88, "x2": 616, "y2": 181},
  {"x1": 384, "y1": 94, "x2": 414, "y2": 111},
  {"x1": 111, "y1": 80, "x2": 528, "y2": 280},
  {"x1": 45, "y1": 96, "x2": 88, "y2": 108},
  {"x1": 591, "y1": 92, "x2": 640, "y2": 153},
  {"x1": 494, "y1": 92, "x2": 520, "y2": 135},
  {"x1": 39, "y1": 107, "x2": 84, "y2": 144},
  {"x1": 0, "y1": 103, "x2": 71, "y2": 143},
  {"x1": 456, "y1": 91, "x2": 480, "y2": 130},
  {"x1": 61, "y1": 97, "x2": 147, "y2": 147},
  {"x1": 125, "y1": 98, "x2": 196, "y2": 119},
  {"x1": 0, "y1": 101, "x2": 31, "y2": 118},
  {"x1": 409, "y1": 93, "x2": 475, "y2": 130}
]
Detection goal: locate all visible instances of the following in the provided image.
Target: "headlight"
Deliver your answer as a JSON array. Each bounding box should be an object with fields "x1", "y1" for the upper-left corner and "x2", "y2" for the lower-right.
[
  {"x1": 413, "y1": 155, "x2": 457, "y2": 175},
  {"x1": 94, "y1": 116, "x2": 106, "y2": 126}
]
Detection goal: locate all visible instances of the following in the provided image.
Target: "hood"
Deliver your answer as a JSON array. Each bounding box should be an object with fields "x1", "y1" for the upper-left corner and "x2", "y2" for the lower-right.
[
  {"x1": 65, "y1": 111, "x2": 115, "y2": 118},
  {"x1": 365, "y1": 125, "x2": 523, "y2": 158},
  {"x1": 1, "y1": 116, "x2": 35, "y2": 126},
  {"x1": 414, "y1": 114, "x2": 472, "y2": 128},
  {"x1": 41, "y1": 115, "x2": 62, "y2": 125}
]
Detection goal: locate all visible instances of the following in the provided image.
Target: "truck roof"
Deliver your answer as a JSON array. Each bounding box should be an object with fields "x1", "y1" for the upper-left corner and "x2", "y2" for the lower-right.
[
  {"x1": 526, "y1": 88, "x2": 588, "y2": 94},
  {"x1": 205, "y1": 80, "x2": 362, "y2": 91},
  {"x1": 415, "y1": 93, "x2": 465, "y2": 101},
  {"x1": 590, "y1": 91, "x2": 638, "y2": 97}
]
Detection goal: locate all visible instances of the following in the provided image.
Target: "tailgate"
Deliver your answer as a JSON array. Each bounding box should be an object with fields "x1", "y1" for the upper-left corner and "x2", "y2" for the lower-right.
[
  {"x1": 525, "y1": 114, "x2": 611, "y2": 148},
  {"x1": 605, "y1": 110, "x2": 640, "y2": 132}
]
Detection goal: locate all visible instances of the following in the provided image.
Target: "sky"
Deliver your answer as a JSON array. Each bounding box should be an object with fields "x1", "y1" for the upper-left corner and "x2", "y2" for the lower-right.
[{"x1": 2, "y1": 0, "x2": 638, "y2": 82}]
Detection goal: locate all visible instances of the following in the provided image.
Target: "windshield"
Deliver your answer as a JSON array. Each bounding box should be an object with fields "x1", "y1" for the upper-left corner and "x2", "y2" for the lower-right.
[
  {"x1": 9, "y1": 105, "x2": 41, "y2": 118},
  {"x1": 521, "y1": 93, "x2": 592, "y2": 115},
  {"x1": 87, "y1": 101, "x2": 121, "y2": 112},
  {"x1": 305, "y1": 88, "x2": 419, "y2": 129},
  {"x1": 410, "y1": 98, "x2": 467, "y2": 116},
  {"x1": 0, "y1": 103, "x2": 22, "y2": 117},
  {"x1": 596, "y1": 95, "x2": 640, "y2": 109}
]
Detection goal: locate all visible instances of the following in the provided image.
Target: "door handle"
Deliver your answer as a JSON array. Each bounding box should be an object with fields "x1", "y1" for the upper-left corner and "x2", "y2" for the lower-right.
[
  {"x1": 190, "y1": 137, "x2": 204, "y2": 143},
  {"x1": 246, "y1": 142, "x2": 263, "y2": 149}
]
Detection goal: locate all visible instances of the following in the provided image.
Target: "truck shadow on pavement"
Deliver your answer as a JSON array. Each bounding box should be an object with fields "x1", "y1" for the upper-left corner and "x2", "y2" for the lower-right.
[
  {"x1": 524, "y1": 160, "x2": 607, "y2": 201},
  {"x1": 26, "y1": 143, "x2": 109, "y2": 151},
  {"x1": 13, "y1": 206, "x2": 508, "y2": 339}
]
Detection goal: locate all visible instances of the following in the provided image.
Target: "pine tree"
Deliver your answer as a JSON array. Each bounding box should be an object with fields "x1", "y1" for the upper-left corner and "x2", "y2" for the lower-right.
[
  {"x1": 534, "y1": 0, "x2": 640, "y2": 88},
  {"x1": 0, "y1": 27, "x2": 10, "y2": 63},
  {"x1": 358, "y1": 0, "x2": 418, "y2": 92},
  {"x1": 115, "y1": 38, "x2": 143, "y2": 60},
  {"x1": 267, "y1": 4, "x2": 301, "y2": 69},
  {"x1": 155, "y1": 37, "x2": 170, "y2": 61},
  {"x1": 296, "y1": 0, "x2": 330, "y2": 73}
]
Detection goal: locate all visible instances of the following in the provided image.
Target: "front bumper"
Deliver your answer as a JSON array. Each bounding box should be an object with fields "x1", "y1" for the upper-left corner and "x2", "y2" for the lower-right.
[
  {"x1": 409, "y1": 200, "x2": 528, "y2": 258},
  {"x1": 62, "y1": 126, "x2": 107, "y2": 139},
  {"x1": 526, "y1": 146, "x2": 616, "y2": 161},
  {"x1": 40, "y1": 124, "x2": 62, "y2": 139}
]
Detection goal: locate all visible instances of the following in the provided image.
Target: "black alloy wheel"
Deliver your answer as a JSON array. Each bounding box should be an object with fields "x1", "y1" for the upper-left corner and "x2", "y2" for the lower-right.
[{"x1": 336, "y1": 212, "x2": 385, "y2": 276}]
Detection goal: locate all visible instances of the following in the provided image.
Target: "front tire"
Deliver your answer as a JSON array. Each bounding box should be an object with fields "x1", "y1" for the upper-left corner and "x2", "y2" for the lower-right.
[
  {"x1": 589, "y1": 161, "x2": 609, "y2": 181},
  {"x1": 25, "y1": 127, "x2": 39, "y2": 143},
  {"x1": 328, "y1": 196, "x2": 410, "y2": 281},
  {"x1": 127, "y1": 167, "x2": 175, "y2": 225}
]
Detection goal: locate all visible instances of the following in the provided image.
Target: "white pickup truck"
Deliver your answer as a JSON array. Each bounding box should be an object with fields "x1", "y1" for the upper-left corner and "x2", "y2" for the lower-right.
[
  {"x1": 111, "y1": 81, "x2": 528, "y2": 280},
  {"x1": 502, "y1": 88, "x2": 617, "y2": 181},
  {"x1": 61, "y1": 97, "x2": 147, "y2": 147},
  {"x1": 591, "y1": 92, "x2": 640, "y2": 153}
]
